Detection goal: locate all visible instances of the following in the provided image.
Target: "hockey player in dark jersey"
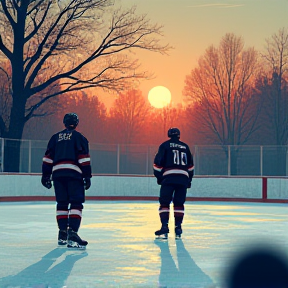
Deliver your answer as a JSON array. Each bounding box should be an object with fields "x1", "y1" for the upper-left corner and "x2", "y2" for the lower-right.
[
  {"x1": 153, "y1": 127, "x2": 194, "y2": 239},
  {"x1": 41, "y1": 113, "x2": 92, "y2": 249}
]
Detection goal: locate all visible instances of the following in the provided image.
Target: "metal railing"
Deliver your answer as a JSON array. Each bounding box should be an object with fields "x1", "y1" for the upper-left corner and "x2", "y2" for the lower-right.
[{"x1": 1, "y1": 138, "x2": 288, "y2": 176}]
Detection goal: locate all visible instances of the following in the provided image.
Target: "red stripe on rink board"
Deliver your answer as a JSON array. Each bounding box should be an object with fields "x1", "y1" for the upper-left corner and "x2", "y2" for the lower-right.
[
  {"x1": 0, "y1": 196, "x2": 288, "y2": 203},
  {"x1": 262, "y1": 177, "x2": 268, "y2": 200}
]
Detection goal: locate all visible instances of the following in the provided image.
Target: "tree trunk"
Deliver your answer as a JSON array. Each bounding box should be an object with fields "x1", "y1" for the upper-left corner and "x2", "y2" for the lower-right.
[{"x1": 4, "y1": 97, "x2": 26, "y2": 172}]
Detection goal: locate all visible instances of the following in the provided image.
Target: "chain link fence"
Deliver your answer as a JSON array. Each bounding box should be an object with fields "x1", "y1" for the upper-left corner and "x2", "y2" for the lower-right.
[{"x1": 0, "y1": 138, "x2": 288, "y2": 176}]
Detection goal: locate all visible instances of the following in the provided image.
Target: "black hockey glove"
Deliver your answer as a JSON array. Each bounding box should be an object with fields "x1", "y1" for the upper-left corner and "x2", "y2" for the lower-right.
[
  {"x1": 83, "y1": 178, "x2": 91, "y2": 190},
  {"x1": 41, "y1": 175, "x2": 52, "y2": 189},
  {"x1": 157, "y1": 178, "x2": 162, "y2": 185},
  {"x1": 187, "y1": 182, "x2": 191, "y2": 189}
]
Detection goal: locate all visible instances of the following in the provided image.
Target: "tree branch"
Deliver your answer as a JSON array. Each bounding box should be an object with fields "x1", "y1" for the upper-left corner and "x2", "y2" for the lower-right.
[
  {"x1": 0, "y1": 0, "x2": 16, "y2": 28},
  {"x1": 24, "y1": 1, "x2": 52, "y2": 43},
  {"x1": 0, "y1": 35, "x2": 13, "y2": 59}
]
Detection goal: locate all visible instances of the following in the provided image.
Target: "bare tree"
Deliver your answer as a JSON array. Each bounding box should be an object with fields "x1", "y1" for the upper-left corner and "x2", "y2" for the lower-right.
[
  {"x1": 59, "y1": 91, "x2": 108, "y2": 144},
  {"x1": 183, "y1": 33, "x2": 261, "y2": 175},
  {"x1": 146, "y1": 104, "x2": 184, "y2": 144},
  {"x1": 0, "y1": 0, "x2": 171, "y2": 171},
  {"x1": 183, "y1": 33, "x2": 260, "y2": 146},
  {"x1": 23, "y1": 90, "x2": 108, "y2": 142},
  {"x1": 109, "y1": 89, "x2": 149, "y2": 144},
  {"x1": 260, "y1": 28, "x2": 288, "y2": 145},
  {"x1": 0, "y1": 59, "x2": 11, "y2": 136}
]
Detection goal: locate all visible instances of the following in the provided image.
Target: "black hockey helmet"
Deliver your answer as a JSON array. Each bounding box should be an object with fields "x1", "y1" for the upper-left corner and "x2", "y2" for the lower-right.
[
  {"x1": 168, "y1": 127, "x2": 180, "y2": 138},
  {"x1": 63, "y1": 113, "x2": 79, "y2": 129}
]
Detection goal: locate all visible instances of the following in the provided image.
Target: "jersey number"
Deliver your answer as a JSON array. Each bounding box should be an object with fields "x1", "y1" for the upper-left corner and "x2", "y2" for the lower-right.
[{"x1": 172, "y1": 150, "x2": 187, "y2": 165}]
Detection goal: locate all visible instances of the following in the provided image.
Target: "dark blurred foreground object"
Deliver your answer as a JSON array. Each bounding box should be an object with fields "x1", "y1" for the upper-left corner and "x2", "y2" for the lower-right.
[{"x1": 226, "y1": 245, "x2": 288, "y2": 288}]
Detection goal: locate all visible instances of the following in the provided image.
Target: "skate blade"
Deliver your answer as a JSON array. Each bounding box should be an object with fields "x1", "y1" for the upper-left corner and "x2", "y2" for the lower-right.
[
  {"x1": 67, "y1": 244, "x2": 86, "y2": 250},
  {"x1": 58, "y1": 240, "x2": 68, "y2": 246},
  {"x1": 58, "y1": 244, "x2": 68, "y2": 248},
  {"x1": 67, "y1": 241, "x2": 87, "y2": 250},
  {"x1": 175, "y1": 235, "x2": 182, "y2": 240},
  {"x1": 155, "y1": 233, "x2": 168, "y2": 240}
]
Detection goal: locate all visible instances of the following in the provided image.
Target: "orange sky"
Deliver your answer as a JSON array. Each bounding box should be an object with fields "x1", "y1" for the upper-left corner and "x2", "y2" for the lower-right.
[{"x1": 97, "y1": 0, "x2": 288, "y2": 109}]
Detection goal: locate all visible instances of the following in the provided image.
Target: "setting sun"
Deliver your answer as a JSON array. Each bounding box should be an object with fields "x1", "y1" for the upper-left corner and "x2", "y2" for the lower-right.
[{"x1": 148, "y1": 86, "x2": 171, "y2": 108}]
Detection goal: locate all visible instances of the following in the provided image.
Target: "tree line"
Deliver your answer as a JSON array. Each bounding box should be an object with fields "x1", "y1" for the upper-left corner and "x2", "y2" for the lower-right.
[
  {"x1": 22, "y1": 29, "x2": 288, "y2": 150},
  {"x1": 0, "y1": 0, "x2": 288, "y2": 171}
]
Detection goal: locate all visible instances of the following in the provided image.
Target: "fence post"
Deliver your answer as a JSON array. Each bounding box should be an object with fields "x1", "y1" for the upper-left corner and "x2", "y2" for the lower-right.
[
  {"x1": 286, "y1": 146, "x2": 288, "y2": 176},
  {"x1": 28, "y1": 140, "x2": 31, "y2": 173},
  {"x1": 194, "y1": 145, "x2": 198, "y2": 176},
  {"x1": 1, "y1": 138, "x2": 4, "y2": 172},
  {"x1": 228, "y1": 145, "x2": 231, "y2": 176},
  {"x1": 117, "y1": 144, "x2": 120, "y2": 174},
  {"x1": 260, "y1": 146, "x2": 263, "y2": 176},
  {"x1": 146, "y1": 145, "x2": 149, "y2": 175}
]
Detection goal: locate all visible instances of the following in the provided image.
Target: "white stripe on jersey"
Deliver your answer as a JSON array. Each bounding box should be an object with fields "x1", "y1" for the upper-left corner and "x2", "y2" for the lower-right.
[
  {"x1": 43, "y1": 157, "x2": 53, "y2": 164},
  {"x1": 52, "y1": 164, "x2": 82, "y2": 174},
  {"x1": 78, "y1": 157, "x2": 90, "y2": 164},
  {"x1": 188, "y1": 166, "x2": 194, "y2": 172},
  {"x1": 153, "y1": 165, "x2": 162, "y2": 172},
  {"x1": 163, "y1": 169, "x2": 189, "y2": 177}
]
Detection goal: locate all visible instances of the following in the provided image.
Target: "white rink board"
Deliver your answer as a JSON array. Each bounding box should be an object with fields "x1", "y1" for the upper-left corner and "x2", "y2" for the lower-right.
[
  {"x1": 268, "y1": 178, "x2": 288, "y2": 199},
  {"x1": 0, "y1": 174, "x2": 281, "y2": 199}
]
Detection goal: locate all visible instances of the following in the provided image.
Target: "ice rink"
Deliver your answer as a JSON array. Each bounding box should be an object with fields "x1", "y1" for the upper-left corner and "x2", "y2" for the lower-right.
[{"x1": 0, "y1": 200, "x2": 288, "y2": 288}]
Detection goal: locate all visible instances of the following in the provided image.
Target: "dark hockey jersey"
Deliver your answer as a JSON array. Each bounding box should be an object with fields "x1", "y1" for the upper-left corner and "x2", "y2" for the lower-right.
[
  {"x1": 42, "y1": 129, "x2": 92, "y2": 180},
  {"x1": 153, "y1": 138, "x2": 194, "y2": 187}
]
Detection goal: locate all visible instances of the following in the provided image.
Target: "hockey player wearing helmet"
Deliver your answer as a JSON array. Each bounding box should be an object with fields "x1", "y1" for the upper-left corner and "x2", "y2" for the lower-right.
[
  {"x1": 153, "y1": 127, "x2": 194, "y2": 239},
  {"x1": 41, "y1": 113, "x2": 92, "y2": 249}
]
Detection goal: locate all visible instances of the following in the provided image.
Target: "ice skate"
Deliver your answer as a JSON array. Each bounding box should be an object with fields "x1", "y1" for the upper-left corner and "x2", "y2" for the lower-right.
[
  {"x1": 155, "y1": 225, "x2": 169, "y2": 240},
  {"x1": 175, "y1": 225, "x2": 182, "y2": 239},
  {"x1": 67, "y1": 229, "x2": 88, "y2": 249},
  {"x1": 58, "y1": 229, "x2": 68, "y2": 246}
]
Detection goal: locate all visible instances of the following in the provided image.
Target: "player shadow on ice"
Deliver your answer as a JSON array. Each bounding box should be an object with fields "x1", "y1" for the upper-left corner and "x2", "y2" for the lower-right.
[
  {"x1": 154, "y1": 239, "x2": 215, "y2": 288},
  {"x1": 0, "y1": 247, "x2": 88, "y2": 288}
]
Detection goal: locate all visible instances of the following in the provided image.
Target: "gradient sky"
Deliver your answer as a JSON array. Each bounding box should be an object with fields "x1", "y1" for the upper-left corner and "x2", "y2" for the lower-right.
[{"x1": 99, "y1": 0, "x2": 288, "y2": 108}]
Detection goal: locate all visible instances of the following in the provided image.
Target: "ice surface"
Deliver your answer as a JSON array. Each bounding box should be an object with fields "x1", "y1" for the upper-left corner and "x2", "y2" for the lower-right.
[{"x1": 0, "y1": 201, "x2": 287, "y2": 288}]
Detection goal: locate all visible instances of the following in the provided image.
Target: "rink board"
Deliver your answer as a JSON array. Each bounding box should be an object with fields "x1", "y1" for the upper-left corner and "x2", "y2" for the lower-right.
[{"x1": 0, "y1": 174, "x2": 288, "y2": 203}]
